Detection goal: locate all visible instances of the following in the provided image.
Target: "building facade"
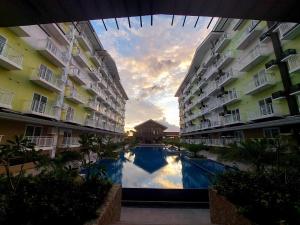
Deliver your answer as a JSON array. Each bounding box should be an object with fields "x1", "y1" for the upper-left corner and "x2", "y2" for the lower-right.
[
  {"x1": 0, "y1": 21, "x2": 128, "y2": 157},
  {"x1": 176, "y1": 19, "x2": 300, "y2": 147},
  {"x1": 134, "y1": 120, "x2": 167, "y2": 144}
]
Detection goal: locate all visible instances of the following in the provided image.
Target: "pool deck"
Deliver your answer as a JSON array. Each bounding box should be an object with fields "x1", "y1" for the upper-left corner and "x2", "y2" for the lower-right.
[{"x1": 112, "y1": 207, "x2": 216, "y2": 225}]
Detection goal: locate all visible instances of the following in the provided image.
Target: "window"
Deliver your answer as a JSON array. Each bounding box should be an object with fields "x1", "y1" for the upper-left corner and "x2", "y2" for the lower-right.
[
  {"x1": 63, "y1": 131, "x2": 72, "y2": 145},
  {"x1": 264, "y1": 128, "x2": 280, "y2": 138},
  {"x1": 39, "y1": 64, "x2": 53, "y2": 82},
  {"x1": 31, "y1": 93, "x2": 47, "y2": 113},
  {"x1": 0, "y1": 35, "x2": 7, "y2": 54},
  {"x1": 25, "y1": 125, "x2": 42, "y2": 137},
  {"x1": 253, "y1": 70, "x2": 267, "y2": 87},
  {"x1": 229, "y1": 109, "x2": 240, "y2": 121},
  {"x1": 259, "y1": 97, "x2": 273, "y2": 115}
]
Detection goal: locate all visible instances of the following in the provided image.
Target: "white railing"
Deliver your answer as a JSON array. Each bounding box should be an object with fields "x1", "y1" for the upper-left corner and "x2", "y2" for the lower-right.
[
  {"x1": 0, "y1": 89, "x2": 14, "y2": 109},
  {"x1": 26, "y1": 136, "x2": 54, "y2": 148},
  {"x1": 224, "y1": 113, "x2": 241, "y2": 125},
  {"x1": 247, "y1": 104, "x2": 282, "y2": 120},
  {"x1": 277, "y1": 23, "x2": 299, "y2": 39},
  {"x1": 240, "y1": 44, "x2": 268, "y2": 71},
  {"x1": 66, "y1": 89, "x2": 86, "y2": 104},
  {"x1": 183, "y1": 138, "x2": 242, "y2": 147},
  {"x1": 86, "y1": 100, "x2": 98, "y2": 110},
  {"x1": 245, "y1": 70, "x2": 275, "y2": 94},
  {"x1": 85, "y1": 117, "x2": 97, "y2": 127},
  {"x1": 221, "y1": 91, "x2": 239, "y2": 105},
  {"x1": 40, "y1": 37, "x2": 68, "y2": 64},
  {"x1": 287, "y1": 54, "x2": 300, "y2": 74},
  {"x1": 77, "y1": 32, "x2": 93, "y2": 51},
  {"x1": 205, "y1": 65, "x2": 218, "y2": 80},
  {"x1": 217, "y1": 69, "x2": 240, "y2": 87},
  {"x1": 214, "y1": 32, "x2": 231, "y2": 52},
  {"x1": 61, "y1": 137, "x2": 80, "y2": 147},
  {"x1": 31, "y1": 68, "x2": 64, "y2": 91},
  {"x1": 68, "y1": 66, "x2": 86, "y2": 84},
  {"x1": 216, "y1": 51, "x2": 234, "y2": 69},
  {"x1": 0, "y1": 42, "x2": 23, "y2": 67},
  {"x1": 237, "y1": 20, "x2": 261, "y2": 48},
  {"x1": 23, "y1": 100, "x2": 59, "y2": 119}
]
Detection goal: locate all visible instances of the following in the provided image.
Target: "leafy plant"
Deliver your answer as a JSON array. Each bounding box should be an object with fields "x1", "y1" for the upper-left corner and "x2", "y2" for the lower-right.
[{"x1": 185, "y1": 143, "x2": 206, "y2": 158}]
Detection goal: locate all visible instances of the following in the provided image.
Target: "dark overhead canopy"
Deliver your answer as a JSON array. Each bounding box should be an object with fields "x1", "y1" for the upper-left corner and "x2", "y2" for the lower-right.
[{"x1": 0, "y1": 0, "x2": 299, "y2": 26}]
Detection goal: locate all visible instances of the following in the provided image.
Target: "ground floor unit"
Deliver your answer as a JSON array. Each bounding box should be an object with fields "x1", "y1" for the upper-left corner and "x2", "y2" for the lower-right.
[
  {"x1": 181, "y1": 116, "x2": 300, "y2": 147},
  {"x1": 0, "y1": 110, "x2": 124, "y2": 158}
]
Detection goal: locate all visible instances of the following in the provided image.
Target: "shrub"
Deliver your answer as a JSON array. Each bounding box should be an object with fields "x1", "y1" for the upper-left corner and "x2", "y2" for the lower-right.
[{"x1": 214, "y1": 170, "x2": 300, "y2": 225}]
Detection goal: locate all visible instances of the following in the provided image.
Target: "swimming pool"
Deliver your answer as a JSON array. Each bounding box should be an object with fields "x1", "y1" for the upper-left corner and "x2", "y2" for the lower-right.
[{"x1": 93, "y1": 146, "x2": 227, "y2": 189}]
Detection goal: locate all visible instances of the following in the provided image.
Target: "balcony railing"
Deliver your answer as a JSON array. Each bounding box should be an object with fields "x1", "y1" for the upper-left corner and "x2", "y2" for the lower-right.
[
  {"x1": 23, "y1": 101, "x2": 59, "y2": 119},
  {"x1": 217, "y1": 69, "x2": 240, "y2": 87},
  {"x1": 239, "y1": 44, "x2": 269, "y2": 72},
  {"x1": 31, "y1": 69, "x2": 64, "y2": 93},
  {"x1": 60, "y1": 137, "x2": 80, "y2": 148},
  {"x1": 65, "y1": 89, "x2": 86, "y2": 104},
  {"x1": 216, "y1": 51, "x2": 234, "y2": 70},
  {"x1": 0, "y1": 42, "x2": 23, "y2": 70},
  {"x1": 76, "y1": 32, "x2": 93, "y2": 52},
  {"x1": 90, "y1": 53, "x2": 102, "y2": 67},
  {"x1": 88, "y1": 67, "x2": 101, "y2": 81},
  {"x1": 73, "y1": 47, "x2": 89, "y2": 68},
  {"x1": 276, "y1": 23, "x2": 300, "y2": 40},
  {"x1": 205, "y1": 65, "x2": 218, "y2": 80},
  {"x1": 26, "y1": 136, "x2": 54, "y2": 149},
  {"x1": 0, "y1": 89, "x2": 14, "y2": 109},
  {"x1": 42, "y1": 23, "x2": 71, "y2": 46},
  {"x1": 37, "y1": 37, "x2": 68, "y2": 67},
  {"x1": 86, "y1": 83, "x2": 100, "y2": 96},
  {"x1": 247, "y1": 104, "x2": 283, "y2": 121},
  {"x1": 245, "y1": 70, "x2": 275, "y2": 95},
  {"x1": 286, "y1": 54, "x2": 300, "y2": 74},
  {"x1": 214, "y1": 32, "x2": 231, "y2": 53},
  {"x1": 84, "y1": 100, "x2": 98, "y2": 111},
  {"x1": 183, "y1": 138, "x2": 242, "y2": 147},
  {"x1": 63, "y1": 112, "x2": 83, "y2": 125},
  {"x1": 223, "y1": 113, "x2": 242, "y2": 125},
  {"x1": 236, "y1": 20, "x2": 262, "y2": 49},
  {"x1": 85, "y1": 117, "x2": 97, "y2": 127},
  {"x1": 68, "y1": 67, "x2": 86, "y2": 85},
  {"x1": 221, "y1": 91, "x2": 240, "y2": 106}
]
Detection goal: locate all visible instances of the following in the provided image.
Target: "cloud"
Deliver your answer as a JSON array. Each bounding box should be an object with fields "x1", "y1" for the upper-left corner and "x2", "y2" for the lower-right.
[
  {"x1": 157, "y1": 117, "x2": 180, "y2": 132},
  {"x1": 92, "y1": 16, "x2": 217, "y2": 131}
]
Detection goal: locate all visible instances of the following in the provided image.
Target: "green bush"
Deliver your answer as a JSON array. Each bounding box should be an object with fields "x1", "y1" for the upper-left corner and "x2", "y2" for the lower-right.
[
  {"x1": 0, "y1": 172, "x2": 111, "y2": 225},
  {"x1": 215, "y1": 170, "x2": 300, "y2": 225}
]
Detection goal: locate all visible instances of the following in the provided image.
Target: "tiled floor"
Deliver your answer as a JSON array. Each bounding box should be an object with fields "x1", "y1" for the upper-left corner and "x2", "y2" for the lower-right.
[{"x1": 112, "y1": 207, "x2": 215, "y2": 225}]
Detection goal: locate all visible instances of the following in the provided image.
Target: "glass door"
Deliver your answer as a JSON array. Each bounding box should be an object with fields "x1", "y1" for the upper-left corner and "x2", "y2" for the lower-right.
[{"x1": 31, "y1": 93, "x2": 47, "y2": 114}]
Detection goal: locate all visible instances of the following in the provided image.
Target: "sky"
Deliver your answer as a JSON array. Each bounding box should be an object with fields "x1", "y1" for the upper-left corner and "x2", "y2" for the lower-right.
[{"x1": 91, "y1": 15, "x2": 217, "y2": 132}]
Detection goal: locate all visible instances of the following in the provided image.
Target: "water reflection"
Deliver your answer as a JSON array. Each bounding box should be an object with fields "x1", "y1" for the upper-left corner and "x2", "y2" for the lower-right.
[{"x1": 98, "y1": 147, "x2": 215, "y2": 189}]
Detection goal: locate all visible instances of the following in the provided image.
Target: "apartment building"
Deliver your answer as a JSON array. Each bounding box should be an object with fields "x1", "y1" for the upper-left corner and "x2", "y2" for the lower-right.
[
  {"x1": 176, "y1": 19, "x2": 300, "y2": 147},
  {"x1": 0, "y1": 21, "x2": 128, "y2": 157}
]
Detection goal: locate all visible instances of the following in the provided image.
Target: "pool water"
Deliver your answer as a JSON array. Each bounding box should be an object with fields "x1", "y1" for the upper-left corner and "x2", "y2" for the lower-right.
[{"x1": 93, "y1": 146, "x2": 227, "y2": 189}]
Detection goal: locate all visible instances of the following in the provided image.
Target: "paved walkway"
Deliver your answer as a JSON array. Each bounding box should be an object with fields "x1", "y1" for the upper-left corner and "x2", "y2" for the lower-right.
[{"x1": 112, "y1": 207, "x2": 216, "y2": 225}]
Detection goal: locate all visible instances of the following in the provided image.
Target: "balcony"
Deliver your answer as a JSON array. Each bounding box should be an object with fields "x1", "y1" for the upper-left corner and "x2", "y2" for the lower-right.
[
  {"x1": 90, "y1": 53, "x2": 102, "y2": 67},
  {"x1": 245, "y1": 70, "x2": 275, "y2": 95},
  {"x1": 60, "y1": 137, "x2": 80, "y2": 148},
  {"x1": 30, "y1": 69, "x2": 64, "y2": 93},
  {"x1": 236, "y1": 20, "x2": 262, "y2": 49},
  {"x1": 88, "y1": 67, "x2": 101, "y2": 81},
  {"x1": 37, "y1": 37, "x2": 68, "y2": 67},
  {"x1": 68, "y1": 67, "x2": 86, "y2": 85},
  {"x1": 65, "y1": 90, "x2": 86, "y2": 104},
  {"x1": 221, "y1": 91, "x2": 240, "y2": 106},
  {"x1": 0, "y1": 42, "x2": 23, "y2": 70},
  {"x1": 63, "y1": 112, "x2": 83, "y2": 125},
  {"x1": 26, "y1": 136, "x2": 54, "y2": 150},
  {"x1": 217, "y1": 69, "x2": 240, "y2": 87},
  {"x1": 247, "y1": 104, "x2": 283, "y2": 121},
  {"x1": 76, "y1": 32, "x2": 93, "y2": 52},
  {"x1": 286, "y1": 54, "x2": 300, "y2": 74},
  {"x1": 9, "y1": 26, "x2": 30, "y2": 37},
  {"x1": 239, "y1": 44, "x2": 269, "y2": 72},
  {"x1": 276, "y1": 23, "x2": 300, "y2": 40},
  {"x1": 22, "y1": 101, "x2": 59, "y2": 119},
  {"x1": 223, "y1": 113, "x2": 242, "y2": 125},
  {"x1": 215, "y1": 32, "x2": 231, "y2": 53},
  {"x1": 205, "y1": 50, "x2": 219, "y2": 66},
  {"x1": 205, "y1": 65, "x2": 218, "y2": 80},
  {"x1": 216, "y1": 51, "x2": 234, "y2": 70},
  {"x1": 73, "y1": 48, "x2": 89, "y2": 68},
  {"x1": 86, "y1": 83, "x2": 100, "y2": 96},
  {"x1": 84, "y1": 100, "x2": 98, "y2": 111},
  {"x1": 85, "y1": 117, "x2": 97, "y2": 127},
  {"x1": 0, "y1": 89, "x2": 14, "y2": 109},
  {"x1": 42, "y1": 23, "x2": 71, "y2": 46}
]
